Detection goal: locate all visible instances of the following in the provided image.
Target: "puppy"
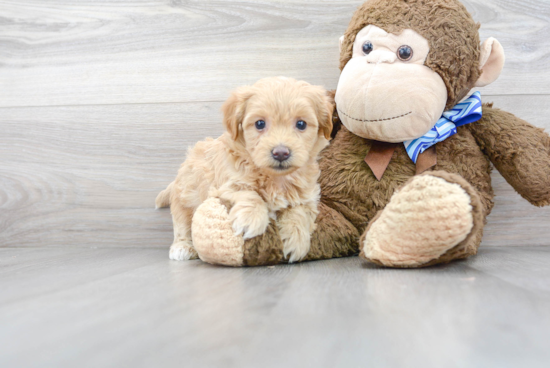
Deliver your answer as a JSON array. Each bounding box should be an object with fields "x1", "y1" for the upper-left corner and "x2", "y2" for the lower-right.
[{"x1": 156, "y1": 77, "x2": 333, "y2": 263}]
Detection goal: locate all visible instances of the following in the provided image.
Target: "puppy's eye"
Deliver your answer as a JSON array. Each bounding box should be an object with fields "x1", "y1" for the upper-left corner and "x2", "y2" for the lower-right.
[
  {"x1": 397, "y1": 45, "x2": 413, "y2": 61},
  {"x1": 296, "y1": 120, "x2": 307, "y2": 131},
  {"x1": 255, "y1": 120, "x2": 266, "y2": 130},
  {"x1": 362, "y1": 41, "x2": 373, "y2": 55}
]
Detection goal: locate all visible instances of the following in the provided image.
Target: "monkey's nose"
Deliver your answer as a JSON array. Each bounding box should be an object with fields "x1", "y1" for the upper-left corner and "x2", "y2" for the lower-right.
[
  {"x1": 272, "y1": 145, "x2": 291, "y2": 162},
  {"x1": 366, "y1": 50, "x2": 397, "y2": 64}
]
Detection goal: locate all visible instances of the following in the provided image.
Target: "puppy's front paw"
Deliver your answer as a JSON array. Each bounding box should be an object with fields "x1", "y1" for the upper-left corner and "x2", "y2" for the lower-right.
[
  {"x1": 169, "y1": 241, "x2": 198, "y2": 261},
  {"x1": 280, "y1": 223, "x2": 311, "y2": 263},
  {"x1": 229, "y1": 201, "x2": 270, "y2": 240}
]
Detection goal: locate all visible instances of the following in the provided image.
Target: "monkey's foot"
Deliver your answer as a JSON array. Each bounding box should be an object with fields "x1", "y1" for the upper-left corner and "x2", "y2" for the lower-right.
[
  {"x1": 192, "y1": 197, "x2": 245, "y2": 266},
  {"x1": 360, "y1": 171, "x2": 484, "y2": 268},
  {"x1": 192, "y1": 197, "x2": 285, "y2": 267}
]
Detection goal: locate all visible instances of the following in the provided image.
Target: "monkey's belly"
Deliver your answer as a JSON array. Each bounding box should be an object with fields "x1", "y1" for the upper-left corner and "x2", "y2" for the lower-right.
[{"x1": 319, "y1": 126, "x2": 493, "y2": 232}]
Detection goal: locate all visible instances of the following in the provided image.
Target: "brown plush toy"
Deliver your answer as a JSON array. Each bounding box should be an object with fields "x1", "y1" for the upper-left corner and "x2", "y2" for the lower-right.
[{"x1": 190, "y1": 0, "x2": 550, "y2": 268}]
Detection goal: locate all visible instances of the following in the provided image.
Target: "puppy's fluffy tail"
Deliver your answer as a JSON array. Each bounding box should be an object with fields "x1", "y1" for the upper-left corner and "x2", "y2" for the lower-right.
[{"x1": 155, "y1": 181, "x2": 174, "y2": 209}]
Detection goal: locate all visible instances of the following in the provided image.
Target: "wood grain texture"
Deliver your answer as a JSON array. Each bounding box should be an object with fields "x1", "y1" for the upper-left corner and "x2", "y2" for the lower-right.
[
  {"x1": 0, "y1": 0, "x2": 550, "y2": 107},
  {"x1": 1, "y1": 247, "x2": 549, "y2": 368},
  {"x1": 0, "y1": 0, "x2": 549, "y2": 250},
  {"x1": 1, "y1": 94, "x2": 549, "y2": 249},
  {"x1": 0, "y1": 102, "x2": 225, "y2": 248}
]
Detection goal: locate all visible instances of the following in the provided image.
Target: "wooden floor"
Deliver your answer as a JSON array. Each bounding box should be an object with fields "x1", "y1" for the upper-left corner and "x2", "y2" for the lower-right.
[
  {"x1": 1, "y1": 246, "x2": 550, "y2": 368},
  {"x1": 1, "y1": 1, "x2": 550, "y2": 367},
  {"x1": 1, "y1": 0, "x2": 550, "y2": 248}
]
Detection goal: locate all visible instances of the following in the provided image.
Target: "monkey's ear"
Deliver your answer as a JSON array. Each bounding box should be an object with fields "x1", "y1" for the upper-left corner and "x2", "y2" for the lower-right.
[
  {"x1": 339, "y1": 35, "x2": 345, "y2": 54},
  {"x1": 222, "y1": 86, "x2": 253, "y2": 140},
  {"x1": 475, "y1": 38, "x2": 505, "y2": 87}
]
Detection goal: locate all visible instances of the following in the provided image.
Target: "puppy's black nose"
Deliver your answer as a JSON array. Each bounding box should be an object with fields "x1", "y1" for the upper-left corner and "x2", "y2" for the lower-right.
[{"x1": 272, "y1": 145, "x2": 291, "y2": 162}]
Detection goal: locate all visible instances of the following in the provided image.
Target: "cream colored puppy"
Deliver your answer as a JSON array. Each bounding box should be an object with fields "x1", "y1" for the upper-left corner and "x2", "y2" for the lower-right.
[{"x1": 156, "y1": 77, "x2": 333, "y2": 263}]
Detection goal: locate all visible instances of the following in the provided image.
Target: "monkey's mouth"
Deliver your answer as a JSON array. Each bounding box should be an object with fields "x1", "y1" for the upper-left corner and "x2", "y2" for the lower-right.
[{"x1": 338, "y1": 109, "x2": 413, "y2": 123}]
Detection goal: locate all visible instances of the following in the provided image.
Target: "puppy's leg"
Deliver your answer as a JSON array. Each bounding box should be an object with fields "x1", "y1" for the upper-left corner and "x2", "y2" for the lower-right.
[
  {"x1": 169, "y1": 206, "x2": 198, "y2": 261},
  {"x1": 221, "y1": 190, "x2": 270, "y2": 240},
  {"x1": 278, "y1": 203, "x2": 317, "y2": 263}
]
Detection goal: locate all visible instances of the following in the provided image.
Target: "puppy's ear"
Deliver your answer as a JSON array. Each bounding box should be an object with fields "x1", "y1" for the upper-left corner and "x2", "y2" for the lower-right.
[
  {"x1": 222, "y1": 86, "x2": 253, "y2": 140},
  {"x1": 318, "y1": 91, "x2": 335, "y2": 140}
]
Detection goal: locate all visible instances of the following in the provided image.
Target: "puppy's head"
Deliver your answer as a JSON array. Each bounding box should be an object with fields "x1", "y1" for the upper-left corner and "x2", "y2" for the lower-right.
[{"x1": 222, "y1": 77, "x2": 333, "y2": 175}]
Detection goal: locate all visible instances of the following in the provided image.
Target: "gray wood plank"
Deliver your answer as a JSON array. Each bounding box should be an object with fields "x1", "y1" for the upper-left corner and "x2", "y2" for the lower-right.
[
  {"x1": 0, "y1": 247, "x2": 549, "y2": 368},
  {"x1": 0, "y1": 102, "x2": 224, "y2": 248},
  {"x1": 1, "y1": 0, "x2": 549, "y2": 108},
  {"x1": 1, "y1": 94, "x2": 549, "y2": 249}
]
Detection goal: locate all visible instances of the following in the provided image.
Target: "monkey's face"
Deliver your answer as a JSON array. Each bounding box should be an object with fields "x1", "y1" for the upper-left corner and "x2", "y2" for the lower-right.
[{"x1": 335, "y1": 25, "x2": 448, "y2": 143}]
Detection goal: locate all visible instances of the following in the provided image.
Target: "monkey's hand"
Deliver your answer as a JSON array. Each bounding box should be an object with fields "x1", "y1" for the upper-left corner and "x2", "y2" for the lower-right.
[{"x1": 469, "y1": 104, "x2": 550, "y2": 207}]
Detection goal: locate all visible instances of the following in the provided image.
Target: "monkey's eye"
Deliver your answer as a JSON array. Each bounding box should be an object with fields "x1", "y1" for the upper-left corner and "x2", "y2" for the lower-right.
[
  {"x1": 255, "y1": 120, "x2": 266, "y2": 130},
  {"x1": 362, "y1": 41, "x2": 374, "y2": 55},
  {"x1": 397, "y1": 45, "x2": 413, "y2": 61},
  {"x1": 296, "y1": 120, "x2": 307, "y2": 131}
]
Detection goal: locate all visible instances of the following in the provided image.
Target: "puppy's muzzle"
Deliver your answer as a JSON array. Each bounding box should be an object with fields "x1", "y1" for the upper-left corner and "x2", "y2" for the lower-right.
[{"x1": 271, "y1": 145, "x2": 291, "y2": 162}]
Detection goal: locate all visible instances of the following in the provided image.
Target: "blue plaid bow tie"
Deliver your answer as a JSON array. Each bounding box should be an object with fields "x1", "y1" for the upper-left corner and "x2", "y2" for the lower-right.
[{"x1": 404, "y1": 91, "x2": 483, "y2": 163}]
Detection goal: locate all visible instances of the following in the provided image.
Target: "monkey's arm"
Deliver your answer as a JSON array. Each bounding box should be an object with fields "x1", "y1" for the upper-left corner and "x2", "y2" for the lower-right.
[{"x1": 468, "y1": 104, "x2": 550, "y2": 207}]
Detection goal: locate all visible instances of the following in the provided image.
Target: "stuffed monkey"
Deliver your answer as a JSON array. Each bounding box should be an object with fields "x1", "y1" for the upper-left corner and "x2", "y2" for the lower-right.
[{"x1": 189, "y1": 0, "x2": 550, "y2": 268}]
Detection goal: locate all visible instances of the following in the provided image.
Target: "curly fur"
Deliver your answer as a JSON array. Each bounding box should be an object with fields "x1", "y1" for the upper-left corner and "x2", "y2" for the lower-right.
[
  {"x1": 237, "y1": 0, "x2": 550, "y2": 267},
  {"x1": 158, "y1": 77, "x2": 333, "y2": 263},
  {"x1": 188, "y1": 0, "x2": 550, "y2": 268},
  {"x1": 240, "y1": 103, "x2": 550, "y2": 267}
]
